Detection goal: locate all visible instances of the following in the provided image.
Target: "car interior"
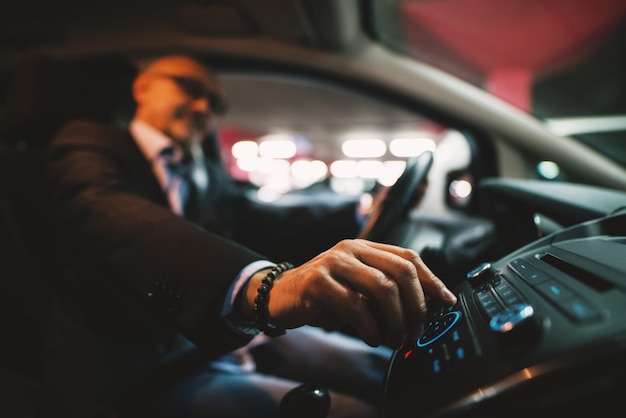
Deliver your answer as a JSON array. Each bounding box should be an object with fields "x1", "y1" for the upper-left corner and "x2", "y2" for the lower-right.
[{"x1": 2, "y1": 1, "x2": 626, "y2": 417}]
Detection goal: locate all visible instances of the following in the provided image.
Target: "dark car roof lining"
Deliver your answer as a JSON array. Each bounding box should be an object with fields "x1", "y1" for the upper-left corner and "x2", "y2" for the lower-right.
[
  {"x1": 0, "y1": 54, "x2": 137, "y2": 148},
  {"x1": 0, "y1": 0, "x2": 368, "y2": 60}
]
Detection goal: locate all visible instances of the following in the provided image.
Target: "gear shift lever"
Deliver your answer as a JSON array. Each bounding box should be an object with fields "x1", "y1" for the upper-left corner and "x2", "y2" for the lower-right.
[{"x1": 280, "y1": 383, "x2": 330, "y2": 418}]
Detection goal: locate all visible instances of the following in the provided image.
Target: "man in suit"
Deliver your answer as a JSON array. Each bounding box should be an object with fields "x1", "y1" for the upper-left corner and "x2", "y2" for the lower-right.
[{"x1": 43, "y1": 54, "x2": 457, "y2": 417}]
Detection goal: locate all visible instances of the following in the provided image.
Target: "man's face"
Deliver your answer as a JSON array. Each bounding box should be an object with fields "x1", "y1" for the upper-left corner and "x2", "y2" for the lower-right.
[{"x1": 134, "y1": 56, "x2": 225, "y2": 146}]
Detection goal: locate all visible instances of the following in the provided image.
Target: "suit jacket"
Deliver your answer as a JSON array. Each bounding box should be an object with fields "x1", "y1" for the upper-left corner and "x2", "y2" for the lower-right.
[
  {"x1": 45, "y1": 119, "x2": 295, "y2": 415},
  {"x1": 46, "y1": 119, "x2": 269, "y2": 356},
  {"x1": 45, "y1": 119, "x2": 360, "y2": 369}
]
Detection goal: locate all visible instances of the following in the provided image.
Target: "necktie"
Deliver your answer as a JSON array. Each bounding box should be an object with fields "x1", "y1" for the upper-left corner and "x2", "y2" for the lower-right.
[
  {"x1": 182, "y1": 155, "x2": 200, "y2": 220},
  {"x1": 160, "y1": 146, "x2": 194, "y2": 216}
]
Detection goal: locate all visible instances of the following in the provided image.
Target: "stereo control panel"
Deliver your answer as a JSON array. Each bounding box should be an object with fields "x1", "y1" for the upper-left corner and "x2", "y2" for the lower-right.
[{"x1": 383, "y1": 210, "x2": 626, "y2": 417}]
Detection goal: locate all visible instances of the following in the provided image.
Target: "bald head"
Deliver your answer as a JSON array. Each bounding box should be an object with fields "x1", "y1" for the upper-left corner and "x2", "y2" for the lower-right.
[
  {"x1": 142, "y1": 55, "x2": 223, "y2": 95},
  {"x1": 133, "y1": 55, "x2": 226, "y2": 146}
]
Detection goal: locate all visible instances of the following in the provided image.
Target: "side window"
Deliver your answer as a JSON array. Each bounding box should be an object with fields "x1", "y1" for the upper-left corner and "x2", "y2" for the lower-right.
[{"x1": 217, "y1": 73, "x2": 475, "y2": 214}]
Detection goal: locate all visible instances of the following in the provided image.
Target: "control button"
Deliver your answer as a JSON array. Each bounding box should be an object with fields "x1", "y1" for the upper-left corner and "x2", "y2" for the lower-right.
[
  {"x1": 418, "y1": 316, "x2": 477, "y2": 374},
  {"x1": 430, "y1": 303, "x2": 455, "y2": 319},
  {"x1": 491, "y1": 277, "x2": 521, "y2": 300},
  {"x1": 509, "y1": 259, "x2": 550, "y2": 286},
  {"x1": 474, "y1": 286, "x2": 506, "y2": 318},
  {"x1": 536, "y1": 280, "x2": 575, "y2": 302},
  {"x1": 443, "y1": 304, "x2": 456, "y2": 314},
  {"x1": 454, "y1": 346, "x2": 467, "y2": 362},
  {"x1": 432, "y1": 358, "x2": 443, "y2": 374},
  {"x1": 534, "y1": 280, "x2": 602, "y2": 323},
  {"x1": 422, "y1": 346, "x2": 447, "y2": 374},
  {"x1": 467, "y1": 262, "x2": 494, "y2": 287},
  {"x1": 489, "y1": 303, "x2": 535, "y2": 334},
  {"x1": 440, "y1": 341, "x2": 471, "y2": 366},
  {"x1": 499, "y1": 290, "x2": 525, "y2": 307},
  {"x1": 479, "y1": 293, "x2": 498, "y2": 310},
  {"x1": 559, "y1": 298, "x2": 602, "y2": 323},
  {"x1": 417, "y1": 311, "x2": 461, "y2": 347},
  {"x1": 492, "y1": 276, "x2": 510, "y2": 292},
  {"x1": 474, "y1": 286, "x2": 491, "y2": 300},
  {"x1": 495, "y1": 286, "x2": 515, "y2": 299},
  {"x1": 445, "y1": 335, "x2": 476, "y2": 368}
]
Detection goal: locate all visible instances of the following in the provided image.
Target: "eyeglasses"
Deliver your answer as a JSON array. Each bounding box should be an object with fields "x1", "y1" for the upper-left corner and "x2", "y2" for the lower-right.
[{"x1": 148, "y1": 72, "x2": 229, "y2": 115}]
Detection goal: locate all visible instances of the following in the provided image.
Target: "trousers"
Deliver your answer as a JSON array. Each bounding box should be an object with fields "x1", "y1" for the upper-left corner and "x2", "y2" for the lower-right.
[{"x1": 40, "y1": 325, "x2": 392, "y2": 418}]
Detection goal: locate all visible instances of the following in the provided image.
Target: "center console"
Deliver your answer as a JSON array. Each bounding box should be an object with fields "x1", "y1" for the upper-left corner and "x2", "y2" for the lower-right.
[{"x1": 383, "y1": 208, "x2": 626, "y2": 417}]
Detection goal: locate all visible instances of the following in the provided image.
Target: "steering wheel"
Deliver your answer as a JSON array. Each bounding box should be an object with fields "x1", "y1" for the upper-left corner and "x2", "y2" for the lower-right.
[{"x1": 358, "y1": 151, "x2": 434, "y2": 243}]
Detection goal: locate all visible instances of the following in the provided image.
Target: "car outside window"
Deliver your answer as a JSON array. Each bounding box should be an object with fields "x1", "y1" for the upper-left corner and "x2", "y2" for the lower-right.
[
  {"x1": 369, "y1": 0, "x2": 626, "y2": 170},
  {"x1": 215, "y1": 72, "x2": 477, "y2": 213}
]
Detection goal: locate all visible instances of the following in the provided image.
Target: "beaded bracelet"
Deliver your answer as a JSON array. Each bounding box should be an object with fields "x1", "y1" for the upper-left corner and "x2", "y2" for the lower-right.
[{"x1": 254, "y1": 261, "x2": 294, "y2": 337}]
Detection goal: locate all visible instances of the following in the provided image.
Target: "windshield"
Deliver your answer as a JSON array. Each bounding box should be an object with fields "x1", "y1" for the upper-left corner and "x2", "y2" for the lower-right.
[{"x1": 371, "y1": 0, "x2": 626, "y2": 165}]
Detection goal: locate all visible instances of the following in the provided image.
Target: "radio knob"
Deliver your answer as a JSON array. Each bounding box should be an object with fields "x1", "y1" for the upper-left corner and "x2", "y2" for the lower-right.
[
  {"x1": 489, "y1": 303, "x2": 535, "y2": 334},
  {"x1": 466, "y1": 262, "x2": 494, "y2": 287}
]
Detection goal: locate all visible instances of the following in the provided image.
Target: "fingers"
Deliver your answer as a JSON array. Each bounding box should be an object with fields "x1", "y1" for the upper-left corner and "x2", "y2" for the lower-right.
[
  {"x1": 357, "y1": 239, "x2": 457, "y2": 305},
  {"x1": 313, "y1": 279, "x2": 384, "y2": 347},
  {"x1": 320, "y1": 239, "x2": 456, "y2": 346},
  {"x1": 322, "y1": 253, "x2": 406, "y2": 347},
  {"x1": 332, "y1": 241, "x2": 425, "y2": 345},
  {"x1": 413, "y1": 253, "x2": 457, "y2": 303},
  {"x1": 270, "y1": 239, "x2": 457, "y2": 348},
  {"x1": 332, "y1": 240, "x2": 455, "y2": 341}
]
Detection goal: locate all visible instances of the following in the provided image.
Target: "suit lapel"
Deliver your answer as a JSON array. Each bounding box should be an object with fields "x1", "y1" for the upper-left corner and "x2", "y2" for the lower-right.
[{"x1": 121, "y1": 129, "x2": 170, "y2": 208}]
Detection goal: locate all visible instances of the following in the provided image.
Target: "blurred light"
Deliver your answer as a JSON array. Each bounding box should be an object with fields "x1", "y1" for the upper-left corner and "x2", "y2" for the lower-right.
[
  {"x1": 291, "y1": 159, "x2": 328, "y2": 188},
  {"x1": 330, "y1": 177, "x2": 366, "y2": 195},
  {"x1": 256, "y1": 186, "x2": 283, "y2": 202},
  {"x1": 258, "y1": 160, "x2": 291, "y2": 193},
  {"x1": 264, "y1": 173, "x2": 291, "y2": 192},
  {"x1": 257, "y1": 158, "x2": 289, "y2": 174},
  {"x1": 231, "y1": 140, "x2": 258, "y2": 159},
  {"x1": 330, "y1": 160, "x2": 359, "y2": 178},
  {"x1": 236, "y1": 156, "x2": 260, "y2": 172},
  {"x1": 389, "y1": 137, "x2": 436, "y2": 157},
  {"x1": 259, "y1": 134, "x2": 297, "y2": 159},
  {"x1": 248, "y1": 158, "x2": 291, "y2": 188},
  {"x1": 537, "y1": 160, "x2": 560, "y2": 180},
  {"x1": 378, "y1": 160, "x2": 407, "y2": 187},
  {"x1": 341, "y1": 139, "x2": 386, "y2": 158},
  {"x1": 248, "y1": 170, "x2": 266, "y2": 187},
  {"x1": 359, "y1": 193, "x2": 374, "y2": 213},
  {"x1": 449, "y1": 180, "x2": 473, "y2": 199},
  {"x1": 357, "y1": 160, "x2": 384, "y2": 179}
]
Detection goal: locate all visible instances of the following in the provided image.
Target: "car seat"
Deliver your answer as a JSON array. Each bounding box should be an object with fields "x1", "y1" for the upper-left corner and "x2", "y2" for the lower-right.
[{"x1": 0, "y1": 53, "x2": 136, "y2": 418}]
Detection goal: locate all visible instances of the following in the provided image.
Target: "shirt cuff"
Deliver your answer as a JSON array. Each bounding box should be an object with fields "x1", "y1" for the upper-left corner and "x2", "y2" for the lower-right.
[{"x1": 222, "y1": 260, "x2": 276, "y2": 336}]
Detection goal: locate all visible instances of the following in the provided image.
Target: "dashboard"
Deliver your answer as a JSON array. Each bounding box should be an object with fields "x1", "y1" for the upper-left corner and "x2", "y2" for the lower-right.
[{"x1": 382, "y1": 180, "x2": 626, "y2": 417}]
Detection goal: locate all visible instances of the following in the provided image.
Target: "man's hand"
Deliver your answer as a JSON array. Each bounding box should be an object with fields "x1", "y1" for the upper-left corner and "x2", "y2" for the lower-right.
[{"x1": 243, "y1": 239, "x2": 457, "y2": 348}]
